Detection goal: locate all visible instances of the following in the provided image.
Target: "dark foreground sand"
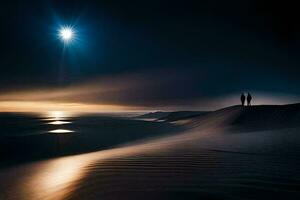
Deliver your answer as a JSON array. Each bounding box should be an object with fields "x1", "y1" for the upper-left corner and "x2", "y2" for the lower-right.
[{"x1": 1, "y1": 104, "x2": 300, "y2": 200}]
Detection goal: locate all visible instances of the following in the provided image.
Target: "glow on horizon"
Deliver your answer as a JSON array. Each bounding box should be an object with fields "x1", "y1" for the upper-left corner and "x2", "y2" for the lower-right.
[
  {"x1": 49, "y1": 111, "x2": 65, "y2": 119},
  {"x1": 0, "y1": 100, "x2": 147, "y2": 113},
  {"x1": 46, "y1": 111, "x2": 72, "y2": 124}
]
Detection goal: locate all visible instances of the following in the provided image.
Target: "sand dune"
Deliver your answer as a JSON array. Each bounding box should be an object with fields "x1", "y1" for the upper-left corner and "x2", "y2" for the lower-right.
[
  {"x1": 136, "y1": 111, "x2": 210, "y2": 122},
  {"x1": 1, "y1": 104, "x2": 300, "y2": 199}
]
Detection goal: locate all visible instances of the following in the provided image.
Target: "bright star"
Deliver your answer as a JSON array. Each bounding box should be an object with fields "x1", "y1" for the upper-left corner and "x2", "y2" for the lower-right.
[{"x1": 59, "y1": 26, "x2": 74, "y2": 43}]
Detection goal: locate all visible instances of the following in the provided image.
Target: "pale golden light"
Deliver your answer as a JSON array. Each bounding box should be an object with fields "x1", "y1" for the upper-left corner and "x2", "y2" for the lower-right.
[
  {"x1": 49, "y1": 111, "x2": 66, "y2": 119},
  {"x1": 25, "y1": 154, "x2": 98, "y2": 200},
  {"x1": 48, "y1": 120, "x2": 71, "y2": 125},
  {"x1": 0, "y1": 75, "x2": 151, "y2": 113},
  {"x1": 0, "y1": 101, "x2": 141, "y2": 113}
]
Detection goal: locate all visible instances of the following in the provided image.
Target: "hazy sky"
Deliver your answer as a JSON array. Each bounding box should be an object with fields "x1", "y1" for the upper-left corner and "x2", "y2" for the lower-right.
[{"x1": 0, "y1": 0, "x2": 299, "y2": 111}]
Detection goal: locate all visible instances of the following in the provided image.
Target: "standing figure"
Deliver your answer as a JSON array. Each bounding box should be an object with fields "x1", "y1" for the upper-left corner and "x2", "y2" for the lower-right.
[
  {"x1": 240, "y1": 93, "x2": 246, "y2": 106},
  {"x1": 247, "y1": 92, "x2": 252, "y2": 106}
]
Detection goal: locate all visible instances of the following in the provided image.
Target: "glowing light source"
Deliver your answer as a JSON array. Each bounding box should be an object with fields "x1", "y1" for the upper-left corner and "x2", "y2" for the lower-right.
[
  {"x1": 49, "y1": 111, "x2": 65, "y2": 119},
  {"x1": 58, "y1": 26, "x2": 74, "y2": 43},
  {"x1": 46, "y1": 111, "x2": 72, "y2": 120}
]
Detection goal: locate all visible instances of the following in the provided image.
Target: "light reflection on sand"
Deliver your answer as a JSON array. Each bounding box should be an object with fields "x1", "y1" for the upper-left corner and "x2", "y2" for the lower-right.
[
  {"x1": 44, "y1": 111, "x2": 74, "y2": 134},
  {"x1": 0, "y1": 109, "x2": 237, "y2": 200},
  {"x1": 5, "y1": 128, "x2": 215, "y2": 200},
  {"x1": 1, "y1": 106, "x2": 300, "y2": 199},
  {"x1": 20, "y1": 147, "x2": 147, "y2": 200},
  {"x1": 49, "y1": 129, "x2": 74, "y2": 134},
  {"x1": 22, "y1": 154, "x2": 99, "y2": 200},
  {"x1": 48, "y1": 121, "x2": 71, "y2": 125}
]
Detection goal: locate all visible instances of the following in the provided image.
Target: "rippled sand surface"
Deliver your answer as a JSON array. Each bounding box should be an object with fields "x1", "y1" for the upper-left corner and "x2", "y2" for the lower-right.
[
  {"x1": 1, "y1": 140, "x2": 300, "y2": 200},
  {"x1": 1, "y1": 106, "x2": 300, "y2": 199},
  {"x1": 69, "y1": 150, "x2": 300, "y2": 200}
]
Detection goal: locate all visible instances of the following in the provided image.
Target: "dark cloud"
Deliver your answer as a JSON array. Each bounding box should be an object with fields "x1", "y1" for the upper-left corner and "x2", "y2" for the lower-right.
[{"x1": 1, "y1": 68, "x2": 299, "y2": 111}]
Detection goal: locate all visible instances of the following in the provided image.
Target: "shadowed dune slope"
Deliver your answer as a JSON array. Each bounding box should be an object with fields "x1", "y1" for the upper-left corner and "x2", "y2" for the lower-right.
[
  {"x1": 136, "y1": 111, "x2": 210, "y2": 122},
  {"x1": 178, "y1": 103, "x2": 300, "y2": 130},
  {"x1": 230, "y1": 104, "x2": 300, "y2": 131},
  {"x1": 135, "y1": 111, "x2": 171, "y2": 120},
  {"x1": 64, "y1": 104, "x2": 300, "y2": 200},
  {"x1": 159, "y1": 111, "x2": 210, "y2": 122}
]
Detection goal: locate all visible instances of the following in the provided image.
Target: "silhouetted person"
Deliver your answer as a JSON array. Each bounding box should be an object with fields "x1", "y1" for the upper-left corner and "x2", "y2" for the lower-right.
[
  {"x1": 247, "y1": 92, "x2": 252, "y2": 106},
  {"x1": 240, "y1": 93, "x2": 245, "y2": 106}
]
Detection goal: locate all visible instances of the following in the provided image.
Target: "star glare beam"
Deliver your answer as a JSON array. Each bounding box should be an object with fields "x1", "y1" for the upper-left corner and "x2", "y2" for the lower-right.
[{"x1": 58, "y1": 26, "x2": 74, "y2": 43}]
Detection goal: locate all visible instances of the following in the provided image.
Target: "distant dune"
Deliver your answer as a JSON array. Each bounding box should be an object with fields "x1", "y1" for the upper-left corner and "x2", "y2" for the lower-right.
[
  {"x1": 135, "y1": 111, "x2": 171, "y2": 120},
  {"x1": 1, "y1": 103, "x2": 300, "y2": 199},
  {"x1": 158, "y1": 111, "x2": 210, "y2": 122},
  {"x1": 136, "y1": 111, "x2": 210, "y2": 122}
]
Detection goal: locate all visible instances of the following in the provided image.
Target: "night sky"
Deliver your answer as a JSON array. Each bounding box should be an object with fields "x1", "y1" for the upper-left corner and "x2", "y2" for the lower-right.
[{"x1": 0, "y1": 0, "x2": 299, "y2": 111}]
